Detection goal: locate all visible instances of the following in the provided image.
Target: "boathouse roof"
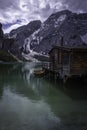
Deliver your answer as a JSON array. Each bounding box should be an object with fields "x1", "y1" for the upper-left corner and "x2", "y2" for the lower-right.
[{"x1": 49, "y1": 45, "x2": 87, "y2": 54}]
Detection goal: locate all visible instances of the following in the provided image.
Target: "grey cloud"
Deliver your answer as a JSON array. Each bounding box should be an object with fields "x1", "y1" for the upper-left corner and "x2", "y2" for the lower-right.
[
  {"x1": 39, "y1": 0, "x2": 87, "y2": 21},
  {"x1": 63, "y1": 0, "x2": 87, "y2": 12},
  {"x1": 0, "y1": 0, "x2": 19, "y2": 9},
  {"x1": 39, "y1": 4, "x2": 52, "y2": 18},
  {"x1": 0, "y1": 0, "x2": 87, "y2": 33}
]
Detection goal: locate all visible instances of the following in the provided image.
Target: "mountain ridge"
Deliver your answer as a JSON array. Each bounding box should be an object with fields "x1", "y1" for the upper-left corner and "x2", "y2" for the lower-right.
[{"x1": 4, "y1": 10, "x2": 87, "y2": 61}]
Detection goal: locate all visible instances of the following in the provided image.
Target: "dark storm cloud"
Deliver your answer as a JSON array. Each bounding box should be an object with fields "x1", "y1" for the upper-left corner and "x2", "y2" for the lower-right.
[{"x1": 0, "y1": 0, "x2": 87, "y2": 33}]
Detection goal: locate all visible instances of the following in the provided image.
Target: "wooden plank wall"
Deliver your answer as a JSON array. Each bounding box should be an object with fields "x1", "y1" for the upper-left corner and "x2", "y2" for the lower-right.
[{"x1": 70, "y1": 52, "x2": 87, "y2": 75}]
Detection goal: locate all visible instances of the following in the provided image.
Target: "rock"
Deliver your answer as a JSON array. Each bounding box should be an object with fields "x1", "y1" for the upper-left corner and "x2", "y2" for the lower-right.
[
  {"x1": 0, "y1": 23, "x2": 4, "y2": 48},
  {"x1": 0, "y1": 23, "x2": 21, "y2": 62},
  {"x1": 9, "y1": 20, "x2": 42, "y2": 54},
  {"x1": 5, "y1": 10, "x2": 87, "y2": 61},
  {"x1": 28, "y1": 10, "x2": 87, "y2": 54}
]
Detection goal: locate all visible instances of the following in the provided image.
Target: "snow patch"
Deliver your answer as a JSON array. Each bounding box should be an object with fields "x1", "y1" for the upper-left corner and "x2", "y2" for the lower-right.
[
  {"x1": 30, "y1": 27, "x2": 44, "y2": 46},
  {"x1": 32, "y1": 29, "x2": 40, "y2": 40},
  {"x1": 29, "y1": 29, "x2": 41, "y2": 45},
  {"x1": 54, "y1": 15, "x2": 66, "y2": 28},
  {"x1": 41, "y1": 23, "x2": 49, "y2": 32},
  {"x1": 22, "y1": 50, "x2": 49, "y2": 62},
  {"x1": 41, "y1": 23, "x2": 45, "y2": 29},
  {"x1": 58, "y1": 15, "x2": 66, "y2": 22},
  {"x1": 23, "y1": 37, "x2": 31, "y2": 53},
  {"x1": 22, "y1": 48, "x2": 40, "y2": 62},
  {"x1": 80, "y1": 33, "x2": 87, "y2": 44}
]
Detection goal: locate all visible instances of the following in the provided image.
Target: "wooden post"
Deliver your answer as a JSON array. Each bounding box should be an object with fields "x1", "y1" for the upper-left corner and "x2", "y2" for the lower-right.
[{"x1": 63, "y1": 75, "x2": 68, "y2": 84}]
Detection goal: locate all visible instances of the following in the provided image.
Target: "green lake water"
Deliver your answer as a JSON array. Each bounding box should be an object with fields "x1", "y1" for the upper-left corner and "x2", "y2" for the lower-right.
[{"x1": 0, "y1": 62, "x2": 87, "y2": 130}]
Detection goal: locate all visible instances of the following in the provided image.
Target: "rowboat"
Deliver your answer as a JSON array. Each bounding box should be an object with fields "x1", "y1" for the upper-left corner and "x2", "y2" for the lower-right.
[{"x1": 34, "y1": 70, "x2": 45, "y2": 77}]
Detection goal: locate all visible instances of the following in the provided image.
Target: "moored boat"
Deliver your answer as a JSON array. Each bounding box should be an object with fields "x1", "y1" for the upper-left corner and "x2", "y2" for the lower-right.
[{"x1": 34, "y1": 70, "x2": 45, "y2": 77}]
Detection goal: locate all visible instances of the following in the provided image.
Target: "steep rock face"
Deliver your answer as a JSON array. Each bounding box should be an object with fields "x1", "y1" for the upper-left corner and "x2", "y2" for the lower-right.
[
  {"x1": 28, "y1": 10, "x2": 87, "y2": 54},
  {"x1": 7, "y1": 10, "x2": 87, "y2": 57},
  {"x1": 0, "y1": 23, "x2": 21, "y2": 62},
  {"x1": 0, "y1": 22, "x2": 15, "y2": 52},
  {"x1": 0, "y1": 23, "x2": 4, "y2": 49},
  {"x1": 9, "y1": 20, "x2": 41, "y2": 54}
]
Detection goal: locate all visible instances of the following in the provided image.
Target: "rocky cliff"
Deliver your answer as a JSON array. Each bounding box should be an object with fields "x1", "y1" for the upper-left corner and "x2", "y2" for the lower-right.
[
  {"x1": 6, "y1": 10, "x2": 87, "y2": 60},
  {"x1": 0, "y1": 23, "x2": 21, "y2": 62},
  {"x1": 0, "y1": 23, "x2": 4, "y2": 49},
  {"x1": 9, "y1": 20, "x2": 41, "y2": 54},
  {"x1": 28, "y1": 10, "x2": 87, "y2": 54}
]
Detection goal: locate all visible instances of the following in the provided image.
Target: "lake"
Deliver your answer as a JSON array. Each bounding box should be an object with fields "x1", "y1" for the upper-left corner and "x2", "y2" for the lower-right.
[{"x1": 0, "y1": 62, "x2": 87, "y2": 130}]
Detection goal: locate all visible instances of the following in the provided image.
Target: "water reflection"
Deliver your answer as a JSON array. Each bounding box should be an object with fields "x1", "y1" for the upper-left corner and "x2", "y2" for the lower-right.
[
  {"x1": 0, "y1": 63, "x2": 62, "y2": 130},
  {"x1": 0, "y1": 88, "x2": 60, "y2": 130},
  {"x1": 0, "y1": 62, "x2": 87, "y2": 130}
]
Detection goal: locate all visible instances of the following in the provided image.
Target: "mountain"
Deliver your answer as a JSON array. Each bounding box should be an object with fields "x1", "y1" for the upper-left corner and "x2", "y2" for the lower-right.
[
  {"x1": 28, "y1": 10, "x2": 87, "y2": 54},
  {"x1": 0, "y1": 23, "x2": 21, "y2": 62},
  {"x1": 7, "y1": 10, "x2": 87, "y2": 61},
  {"x1": 0, "y1": 23, "x2": 4, "y2": 49},
  {"x1": 9, "y1": 20, "x2": 41, "y2": 54}
]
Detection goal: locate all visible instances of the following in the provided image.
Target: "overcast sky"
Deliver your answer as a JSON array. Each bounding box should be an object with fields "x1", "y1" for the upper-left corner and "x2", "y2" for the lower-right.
[{"x1": 0, "y1": 0, "x2": 87, "y2": 33}]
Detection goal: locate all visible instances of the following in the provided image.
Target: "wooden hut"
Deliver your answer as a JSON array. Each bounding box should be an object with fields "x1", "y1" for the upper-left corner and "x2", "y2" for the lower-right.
[{"x1": 47, "y1": 46, "x2": 87, "y2": 81}]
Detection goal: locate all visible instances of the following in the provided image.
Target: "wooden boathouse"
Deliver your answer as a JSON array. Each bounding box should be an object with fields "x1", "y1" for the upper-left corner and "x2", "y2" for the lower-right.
[{"x1": 43, "y1": 46, "x2": 87, "y2": 82}]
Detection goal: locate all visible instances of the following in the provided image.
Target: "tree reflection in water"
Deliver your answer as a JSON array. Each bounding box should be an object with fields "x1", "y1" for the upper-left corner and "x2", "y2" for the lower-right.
[{"x1": 0, "y1": 62, "x2": 87, "y2": 130}]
